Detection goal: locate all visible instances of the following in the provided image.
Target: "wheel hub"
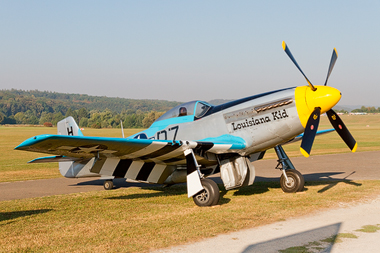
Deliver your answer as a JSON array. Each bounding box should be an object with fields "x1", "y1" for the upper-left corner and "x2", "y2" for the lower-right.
[
  {"x1": 285, "y1": 177, "x2": 295, "y2": 188},
  {"x1": 196, "y1": 190, "x2": 208, "y2": 202}
]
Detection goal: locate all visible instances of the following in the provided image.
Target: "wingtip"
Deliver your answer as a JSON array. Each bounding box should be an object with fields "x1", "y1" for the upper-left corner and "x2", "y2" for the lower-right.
[
  {"x1": 300, "y1": 147, "x2": 310, "y2": 158},
  {"x1": 14, "y1": 142, "x2": 29, "y2": 150}
]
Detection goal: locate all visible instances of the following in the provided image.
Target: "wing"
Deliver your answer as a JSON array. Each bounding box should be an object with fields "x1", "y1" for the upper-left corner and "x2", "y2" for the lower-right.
[
  {"x1": 15, "y1": 134, "x2": 247, "y2": 183},
  {"x1": 16, "y1": 134, "x2": 246, "y2": 162},
  {"x1": 16, "y1": 134, "x2": 185, "y2": 161},
  {"x1": 285, "y1": 129, "x2": 335, "y2": 144}
]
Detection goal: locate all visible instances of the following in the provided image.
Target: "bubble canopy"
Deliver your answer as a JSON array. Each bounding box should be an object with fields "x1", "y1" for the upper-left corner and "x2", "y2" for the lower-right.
[{"x1": 155, "y1": 101, "x2": 212, "y2": 122}]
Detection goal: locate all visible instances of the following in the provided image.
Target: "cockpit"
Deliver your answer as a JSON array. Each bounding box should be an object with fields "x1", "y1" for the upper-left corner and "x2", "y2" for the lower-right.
[
  {"x1": 154, "y1": 101, "x2": 213, "y2": 123},
  {"x1": 132, "y1": 101, "x2": 213, "y2": 139}
]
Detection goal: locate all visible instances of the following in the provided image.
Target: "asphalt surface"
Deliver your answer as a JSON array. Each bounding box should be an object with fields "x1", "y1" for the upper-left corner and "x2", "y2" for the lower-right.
[
  {"x1": 1, "y1": 151, "x2": 379, "y2": 201},
  {"x1": 1, "y1": 151, "x2": 380, "y2": 252}
]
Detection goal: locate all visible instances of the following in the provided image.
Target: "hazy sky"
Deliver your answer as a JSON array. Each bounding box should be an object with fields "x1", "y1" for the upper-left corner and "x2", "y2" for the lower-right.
[{"x1": 1, "y1": 1, "x2": 379, "y2": 106}]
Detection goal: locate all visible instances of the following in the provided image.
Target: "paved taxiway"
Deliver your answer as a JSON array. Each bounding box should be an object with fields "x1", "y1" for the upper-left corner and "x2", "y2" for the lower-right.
[{"x1": 1, "y1": 151, "x2": 379, "y2": 201}]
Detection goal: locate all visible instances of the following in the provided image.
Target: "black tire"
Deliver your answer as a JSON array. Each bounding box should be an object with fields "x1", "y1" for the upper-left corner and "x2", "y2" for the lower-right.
[
  {"x1": 103, "y1": 180, "x2": 114, "y2": 190},
  {"x1": 280, "y1": 169, "x2": 304, "y2": 193},
  {"x1": 192, "y1": 178, "x2": 220, "y2": 207}
]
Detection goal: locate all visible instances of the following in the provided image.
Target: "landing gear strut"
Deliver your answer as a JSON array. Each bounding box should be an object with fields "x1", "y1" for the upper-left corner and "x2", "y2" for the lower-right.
[{"x1": 274, "y1": 145, "x2": 304, "y2": 193}]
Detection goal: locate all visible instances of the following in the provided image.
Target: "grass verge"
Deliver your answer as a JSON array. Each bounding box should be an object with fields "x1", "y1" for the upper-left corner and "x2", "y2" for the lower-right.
[{"x1": 1, "y1": 180, "x2": 380, "y2": 252}]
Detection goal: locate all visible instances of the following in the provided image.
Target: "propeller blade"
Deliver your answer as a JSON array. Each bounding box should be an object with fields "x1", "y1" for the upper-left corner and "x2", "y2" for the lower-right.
[
  {"x1": 300, "y1": 107, "x2": 321, "y2": 157},
  {"x1": 324, "y1": 48, "x2": 338, "y2": 86},
  {"x1": 326, "y1": 109, "x2": 357, "y2": 152},
  {"x1": 282, "y1": 41, "x2": 316, "y2": 91}
]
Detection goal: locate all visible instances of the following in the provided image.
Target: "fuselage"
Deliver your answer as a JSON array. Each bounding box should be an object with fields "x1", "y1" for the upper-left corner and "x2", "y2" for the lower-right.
[{"x1": 131, "y1": 85, "x2": 342, "y2": 157}]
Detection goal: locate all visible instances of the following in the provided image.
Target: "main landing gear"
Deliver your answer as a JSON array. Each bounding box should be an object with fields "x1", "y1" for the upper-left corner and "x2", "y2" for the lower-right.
[
  {"x1": 193, "y1": 178, "x2": 220, "y2": 207},
  {"x1": 274, "y1": 145, "x2": 304, "y2": 193}
]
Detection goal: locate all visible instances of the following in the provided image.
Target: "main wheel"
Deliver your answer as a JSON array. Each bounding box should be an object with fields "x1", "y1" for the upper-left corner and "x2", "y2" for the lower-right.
[
  {"x1": 280, "y1": 169, "x2": 304, "y2": 193},
  {"x1": 103, "y1": 180, "x2": 114, "y2": 190},
  {"x1": 193, "y1": 178, "x2": 220, "y2": 207}
]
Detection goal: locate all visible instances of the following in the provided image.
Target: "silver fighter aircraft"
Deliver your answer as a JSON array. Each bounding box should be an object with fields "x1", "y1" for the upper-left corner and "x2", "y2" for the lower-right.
[{"x1": 15, "y1": 42, "x2": 357, "y2": 206}]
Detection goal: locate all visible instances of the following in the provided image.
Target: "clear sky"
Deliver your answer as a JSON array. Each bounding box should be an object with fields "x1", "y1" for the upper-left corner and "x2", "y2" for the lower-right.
[{"x1": 1, "y1": 1, "x2": 379, "y2": 106}]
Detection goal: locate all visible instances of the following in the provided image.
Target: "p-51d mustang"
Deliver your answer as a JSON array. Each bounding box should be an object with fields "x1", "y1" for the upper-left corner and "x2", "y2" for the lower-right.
[{"x1": 15, "y1": 42, "x2": 357, "y2": 206}]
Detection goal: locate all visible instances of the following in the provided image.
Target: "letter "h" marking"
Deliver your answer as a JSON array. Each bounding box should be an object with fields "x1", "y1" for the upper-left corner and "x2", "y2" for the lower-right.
[{"x1": 67, "y1": 126, "x2": 74, "y2": 136}]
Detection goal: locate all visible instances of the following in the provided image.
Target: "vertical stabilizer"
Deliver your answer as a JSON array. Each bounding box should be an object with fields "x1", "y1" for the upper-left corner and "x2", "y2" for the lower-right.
[
  {"x1": 57, "y1": 116, "x2": 83, "y2": 136},
  {"x1": 56, "y1": 116, "x2": 96, "y2": 178}
]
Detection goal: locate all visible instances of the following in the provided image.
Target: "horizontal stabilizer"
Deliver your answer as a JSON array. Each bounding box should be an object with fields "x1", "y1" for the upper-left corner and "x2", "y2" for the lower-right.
[{"x1": 28, "y1": 156, "x2": 80, "y2": 163}]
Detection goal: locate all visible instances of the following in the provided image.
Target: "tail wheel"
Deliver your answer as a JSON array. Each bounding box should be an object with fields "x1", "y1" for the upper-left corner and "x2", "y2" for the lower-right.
[
  {"x1": 103, "y1": 180, "x2": 114, "y2": 190},
  {"x1": 193, "y1": 178, "x2": 220, "y2": 207},
  {"x1": 280, "y1": 169, "x2": 304, "y2": 193}
]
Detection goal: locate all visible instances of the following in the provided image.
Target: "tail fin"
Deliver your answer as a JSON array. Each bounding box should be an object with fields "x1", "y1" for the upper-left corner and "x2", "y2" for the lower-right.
[
  {"x1": 57, "y1": 116, "x2": 83, "y2": 136},
  {"x1": 57, "y1": 117, "x2": 95, "y2": 178}
]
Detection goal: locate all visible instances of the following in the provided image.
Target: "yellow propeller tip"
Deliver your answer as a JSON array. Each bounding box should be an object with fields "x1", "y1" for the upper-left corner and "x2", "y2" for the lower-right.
[
  {"x1": 282, "y1": 41, "x2": 286, "y2": 50},
  {"x1": 352, "y1": 143, "x2": 358, "y2": 153},
  {"x1": 300, "y1": 148, "x2": 310, "y2": 158},
  {"x1": 334, "y1": 48, "x2": 338, "y2": 57}
]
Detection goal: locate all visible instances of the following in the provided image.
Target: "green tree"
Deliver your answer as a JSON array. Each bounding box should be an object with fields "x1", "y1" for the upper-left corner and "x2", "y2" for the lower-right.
[
  {"x1": 77, "y1": 107, "x2": 89, "y2": 122},
  {"x1": 142, "y1": 111, "x2": 157, "y2": 128},
  {"x1": 14, "y1": 112, "x2": 26, "y2": 124},
  {"x1": 39, "y1": 112, "x2": 54, "y2": 125},
  {"x1": 79, "y1": 117, "x2": 88, "y2": 127},
  {"x1": 88, "y1": 111, "x2": 102, "y2": 128},
  {"x1": 0, "y1": 112, "x2": 4, "y2": 124},
  {"x1": 52, "y1": 112, "x2": 65, "y2": 125},
  {"x1": 65, "y1": 107, "x2": 79, "y2": 122}
]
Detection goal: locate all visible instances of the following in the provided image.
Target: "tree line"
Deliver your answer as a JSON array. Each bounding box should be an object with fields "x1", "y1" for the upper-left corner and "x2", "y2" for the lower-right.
[
  {"x1": 0, "y1": 89, "x2": 180, "y2": 128},
  {"x1": 1, "y1": 89, "x2": 378, "y2": 128},
  {"x1": 350, "y1": 106, "x2": 380, "y2": 113}
]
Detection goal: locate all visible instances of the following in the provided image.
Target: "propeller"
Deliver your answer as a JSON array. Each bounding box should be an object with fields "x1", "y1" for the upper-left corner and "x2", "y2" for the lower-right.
[
  {"x1": 326, "y1": 109, "x2": 357, "y2": 152},
  {"x1": 324, "y1": 48, "x2": 338, "y2": 86},
  {"x1": 282, "y1": 41, "x2": 316, "y2": 91},
  {"x1": 282, "y1": 41, "x2": 357, "y2": 157},
  {"x1": 300, "y1": 107, "x2": 321, "y2": 157}
]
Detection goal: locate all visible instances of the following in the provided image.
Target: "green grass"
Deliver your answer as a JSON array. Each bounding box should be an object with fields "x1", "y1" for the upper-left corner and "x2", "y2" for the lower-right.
[
  {"x1": 355, "y1": 224, "x2": 380, "y2": 233},
  {"x1": 1, "y1": 180, "x2": 380, "y2": 252},
  {"x1": 337, "y1": 233, "x2": 358, "y2": 239},
  {"x1": 321, "y1": 234, "x2": 340, "y2": 243},
  {"x1": 279, "y1": 246, "x2": 309, "y2": 253},
  {"x1": 281, "y1": 232, "x2": 359, "y2": 253},
  {"x1": 1, "y1": 115, "x2": 380, "y2": 252}
]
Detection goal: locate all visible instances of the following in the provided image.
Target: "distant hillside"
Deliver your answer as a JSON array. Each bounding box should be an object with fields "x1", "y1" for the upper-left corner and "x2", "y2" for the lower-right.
[
  {"x1": 0, "y1": 89, "x2": 182, "y2": 127},
  {"x1": 1, "y1": 89, "x2": 376, "y2": 127},
  {"x1": 0, "y1": 89, "x2": 181, "y2": 115}
]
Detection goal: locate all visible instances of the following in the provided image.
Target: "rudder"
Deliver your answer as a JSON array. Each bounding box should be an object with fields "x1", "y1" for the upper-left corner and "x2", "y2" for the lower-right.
[{"x1": 57, "y1": 116, "x2": 83, "y2": 136}]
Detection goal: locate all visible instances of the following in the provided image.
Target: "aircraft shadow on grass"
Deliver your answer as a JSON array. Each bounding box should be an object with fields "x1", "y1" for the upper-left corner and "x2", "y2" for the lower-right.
[
  {"x1": 0, "y1": 209, "x2": 52, "y2": 224},
  {"x1": 249, "y1": 171, "x2": 362, "y2": 194},
  {"x1": 303, "y1": 171, "x2": 362, "y2": 193},
  {"x1": 241, "y1": 223, "x2": 341, "y2": 253},
  {"x1": 73, "y1": 171, "x2": 362, "y2": 202},
  {"x1": 73, "y1": 178, "x2": 148, "y2": 189}
]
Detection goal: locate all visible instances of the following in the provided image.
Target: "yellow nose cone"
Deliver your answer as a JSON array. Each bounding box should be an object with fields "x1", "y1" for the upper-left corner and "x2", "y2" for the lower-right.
[{"x1": 295, "y1": 85, "x2": 342, "y2": 127}]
